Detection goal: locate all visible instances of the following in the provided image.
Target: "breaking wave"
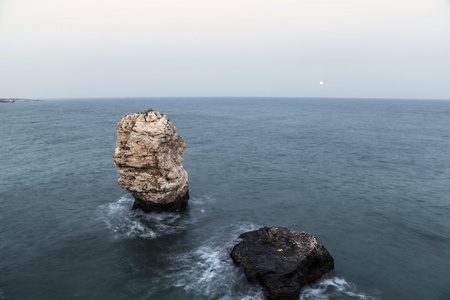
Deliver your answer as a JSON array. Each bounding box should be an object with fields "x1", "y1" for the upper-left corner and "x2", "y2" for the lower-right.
[
  {"x1": 301, "y1": 277, "x2": 381, "y2": 300},
  {"x1": 168, "y1": 244, "x2": 263, "y2": 299}
]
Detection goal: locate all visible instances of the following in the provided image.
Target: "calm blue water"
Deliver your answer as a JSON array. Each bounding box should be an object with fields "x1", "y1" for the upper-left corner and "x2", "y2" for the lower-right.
[{"x1": 1, "y1": 98, "x2": 449, "y2": 300}]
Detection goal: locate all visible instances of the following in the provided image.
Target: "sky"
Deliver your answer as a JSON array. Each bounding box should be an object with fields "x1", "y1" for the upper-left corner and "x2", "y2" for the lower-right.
[{"x1": 0, "y1": 0, "x2": 449, "y2": 99}]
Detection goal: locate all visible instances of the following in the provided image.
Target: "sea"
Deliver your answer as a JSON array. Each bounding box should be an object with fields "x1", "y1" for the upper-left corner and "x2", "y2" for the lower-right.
[{"x1": 0, "y1": 97, "x2": 449, "y2": 300}]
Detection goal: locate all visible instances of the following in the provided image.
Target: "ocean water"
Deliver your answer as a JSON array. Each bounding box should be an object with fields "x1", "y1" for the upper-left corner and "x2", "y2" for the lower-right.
[{"x1": 0, "y1": 98, "x2": 449, "y2": 300}]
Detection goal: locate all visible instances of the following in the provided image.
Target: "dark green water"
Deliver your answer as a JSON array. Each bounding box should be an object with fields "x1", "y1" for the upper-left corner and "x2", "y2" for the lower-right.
[{"x1": 1, "y1": 98, "x2": 449, "y2": 299}]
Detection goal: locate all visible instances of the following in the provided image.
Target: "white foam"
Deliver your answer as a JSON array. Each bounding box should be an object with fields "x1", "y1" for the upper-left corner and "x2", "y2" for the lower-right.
[
  {"x1": 300, "y1": 277, "x2": 380, "y2": 300},
  {"x1": 99, "y1": 195, "x2": 192, "y2": 240},
  {"x1": 132, "y1": 221, "x2": 265, "y2": 299},
  {"x1": 167, "y1": 242, "x2": 263, "y2": 299}
]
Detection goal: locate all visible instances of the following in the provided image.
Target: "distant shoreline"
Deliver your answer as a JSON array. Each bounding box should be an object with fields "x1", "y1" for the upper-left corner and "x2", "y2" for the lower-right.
[{"x1": 0, "y1": 98, "x2": 42, "y2": 103}]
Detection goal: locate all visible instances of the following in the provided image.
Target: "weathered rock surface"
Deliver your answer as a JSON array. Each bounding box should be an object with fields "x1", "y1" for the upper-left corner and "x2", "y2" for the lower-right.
[
  {"x1": 230, "y1": 227, "x2": 334, "y2": 300},
  {"x1": 113, "y1": 109, "x2": 189, "y2": 212}
]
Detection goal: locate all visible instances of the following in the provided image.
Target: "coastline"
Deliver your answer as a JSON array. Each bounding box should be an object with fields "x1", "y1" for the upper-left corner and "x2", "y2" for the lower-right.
[{"x1": 0, "y1": 98, "x2": 42, "y2": 103}]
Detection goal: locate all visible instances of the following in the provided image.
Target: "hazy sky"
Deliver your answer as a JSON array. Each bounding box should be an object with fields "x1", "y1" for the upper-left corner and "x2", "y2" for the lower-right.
[{"x1": 1, "y1": 0, "x2": 449, "y2": 99}]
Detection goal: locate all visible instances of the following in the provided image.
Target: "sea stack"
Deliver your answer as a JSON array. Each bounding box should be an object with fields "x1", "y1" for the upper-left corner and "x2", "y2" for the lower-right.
[
  {"x1": 230, "y1": 227, "x2": 334, "y2": 300},
  {"x1": 113, "y1": 109, "x2": 189, "y2": 212}
]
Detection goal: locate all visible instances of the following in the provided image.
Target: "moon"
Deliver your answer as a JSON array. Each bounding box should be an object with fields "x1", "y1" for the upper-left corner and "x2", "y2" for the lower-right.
[{"x1": 319, "y1": 81, "x2": 324, "y2": 85}]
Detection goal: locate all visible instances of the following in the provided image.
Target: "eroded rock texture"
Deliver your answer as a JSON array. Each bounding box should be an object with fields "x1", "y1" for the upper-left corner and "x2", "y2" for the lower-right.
[
  {"x1": 230, "y1": 227, "x2": 334, "y2": 300},
  {"x1": 113, "y1": 110, "x2": 189, "y2": 212}
]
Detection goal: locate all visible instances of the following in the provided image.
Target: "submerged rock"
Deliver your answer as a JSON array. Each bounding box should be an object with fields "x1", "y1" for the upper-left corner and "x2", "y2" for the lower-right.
[
  {"x1": 113, "y1": 109, "x2": 189, "y2": 212},
  {"x1": 230, "y1": 227, "x2": 334, "y2": 300}
]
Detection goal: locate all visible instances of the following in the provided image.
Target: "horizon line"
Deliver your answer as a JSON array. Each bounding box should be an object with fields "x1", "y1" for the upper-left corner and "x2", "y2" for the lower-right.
[{"x1": 33, "y1": 96, "x2": 450, "y2": 101}]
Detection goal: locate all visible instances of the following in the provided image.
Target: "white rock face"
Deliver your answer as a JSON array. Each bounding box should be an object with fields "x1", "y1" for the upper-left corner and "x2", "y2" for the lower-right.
[{"x1": 113, "y1": 110, "x2": 189, "y2": 212}]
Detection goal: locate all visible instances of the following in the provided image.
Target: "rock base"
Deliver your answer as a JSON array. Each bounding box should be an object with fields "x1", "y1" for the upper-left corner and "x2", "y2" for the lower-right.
[{"x1": 132, "y1": 191, "x2": 190, "y2": 213}]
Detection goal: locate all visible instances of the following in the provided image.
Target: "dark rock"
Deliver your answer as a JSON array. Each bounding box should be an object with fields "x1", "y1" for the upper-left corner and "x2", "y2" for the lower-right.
[
  {"x1": 230, "y1": 227, "x2": 334, "y2": 300},
  {"x1": 132, "y1": 191, "x2": 189, "y2": 213}
]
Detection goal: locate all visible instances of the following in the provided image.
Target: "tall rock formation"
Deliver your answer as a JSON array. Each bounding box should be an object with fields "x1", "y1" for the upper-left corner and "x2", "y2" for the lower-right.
[
  {"x1": 230, "y1": 227, "x2": 334, "y2": 300},
  {"x1": 113, "y1": 109, "x2": 189, "y2": 212}
]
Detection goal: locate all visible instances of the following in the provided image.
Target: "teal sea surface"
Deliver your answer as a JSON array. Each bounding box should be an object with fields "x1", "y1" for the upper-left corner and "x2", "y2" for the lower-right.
[{"x1": 1, "y1": 98, "x2": 449, "y2": 299}]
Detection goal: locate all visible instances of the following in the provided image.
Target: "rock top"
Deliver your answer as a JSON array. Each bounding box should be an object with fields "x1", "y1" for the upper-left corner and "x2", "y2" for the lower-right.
[
  {"x1": 230, "y1": 227, "x2": 334, "y2": 300},
  {"x1": 113, "y1": 109, "x2": 189, "y2": 212}
]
